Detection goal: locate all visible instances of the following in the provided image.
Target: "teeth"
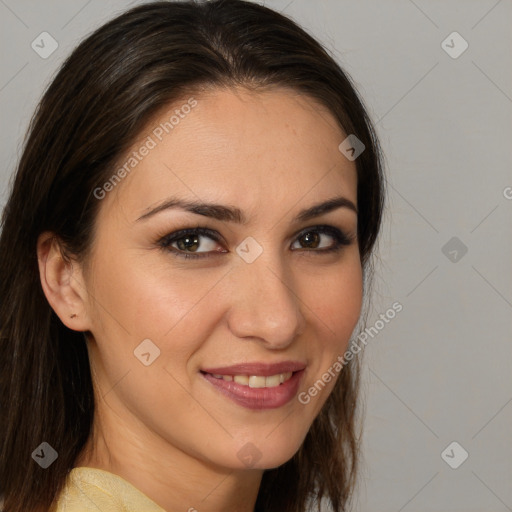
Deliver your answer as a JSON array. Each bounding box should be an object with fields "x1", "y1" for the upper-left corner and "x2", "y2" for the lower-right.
[
  {"x1": 233, "y1": 375, "x2": 249, "y2": 385},
  {"x1": 265, "y1": 374, "x2": 281, "y2": 387},
  {"x1": 248, "y1": 375, "x2": 266, "y2": 388},
  {"x1": 212, "y1": 372, "x2": 293, "y2": 388}
]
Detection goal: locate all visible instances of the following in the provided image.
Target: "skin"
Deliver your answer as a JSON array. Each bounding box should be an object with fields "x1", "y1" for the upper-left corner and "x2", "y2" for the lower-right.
[{"x1": 37, "y1": 86, "x2": 362, "y2": 511}]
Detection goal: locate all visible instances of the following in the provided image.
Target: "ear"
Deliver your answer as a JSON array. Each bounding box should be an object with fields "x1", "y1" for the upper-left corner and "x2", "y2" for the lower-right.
[{"x1": 36, "y1": 231, "x2": 92, "y2": 332}]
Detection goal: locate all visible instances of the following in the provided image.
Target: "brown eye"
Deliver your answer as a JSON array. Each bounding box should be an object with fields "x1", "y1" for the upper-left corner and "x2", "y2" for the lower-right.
[
  {"x1": 158, "y1": 225, "x2": 353, "y2": 261},
  {"x1": 175, "y1": 234, "x2": 200, "y2": 252},
  {"x1": 159, "y1": 228, "x2": 226, "y2": 259},
  {"x1": 291, "y1": 226, "x2": 353, "y2": 252},
  {"x1": 297, "y1": 231, "x2": 322, "y2": 249}
]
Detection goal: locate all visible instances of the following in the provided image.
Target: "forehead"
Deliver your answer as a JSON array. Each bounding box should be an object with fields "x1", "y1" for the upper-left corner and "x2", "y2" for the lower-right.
[{"x1": 101, "y1": 86, "x2": 357, "y2": 223}]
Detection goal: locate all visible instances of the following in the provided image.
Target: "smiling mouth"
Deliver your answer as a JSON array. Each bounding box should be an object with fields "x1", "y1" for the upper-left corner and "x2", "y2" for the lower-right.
[
  {"x1": 202, "y1": 371, "x2": 293, "y2": 388},
  {"x1": 200, "y1": 369, "x2": 304, "y2": 410}
]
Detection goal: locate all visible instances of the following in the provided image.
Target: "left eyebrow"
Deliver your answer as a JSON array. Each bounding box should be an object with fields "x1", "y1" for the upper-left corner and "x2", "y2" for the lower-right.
[
  {"x1": 135, "y1": 195, "x2": 357, "y2": 223},
  {"x1": 294, "y1": 196, "x2": 357, "y2": 222}
]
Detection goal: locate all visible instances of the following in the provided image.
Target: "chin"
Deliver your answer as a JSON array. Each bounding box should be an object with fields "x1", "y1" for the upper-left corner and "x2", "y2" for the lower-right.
[{"x1": 223, "y1": 434, "x2": 306, "y2": 472}]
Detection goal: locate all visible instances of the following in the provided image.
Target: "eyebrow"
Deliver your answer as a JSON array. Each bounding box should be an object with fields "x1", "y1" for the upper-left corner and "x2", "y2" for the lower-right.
[{"x1": 136, "y1": 195, "x2": 357, "y2": 224}]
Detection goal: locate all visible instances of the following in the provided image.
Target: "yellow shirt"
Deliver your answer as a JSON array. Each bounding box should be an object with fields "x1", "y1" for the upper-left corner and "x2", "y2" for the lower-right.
[{"x1": 52, "y1": 467, "x2": 166, "y2": 511}]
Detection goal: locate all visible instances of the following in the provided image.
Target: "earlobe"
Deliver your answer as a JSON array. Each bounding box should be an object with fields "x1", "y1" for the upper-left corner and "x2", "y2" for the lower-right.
[{"x1": 36, "y1": 231, "x2": 91, "y2": 332}]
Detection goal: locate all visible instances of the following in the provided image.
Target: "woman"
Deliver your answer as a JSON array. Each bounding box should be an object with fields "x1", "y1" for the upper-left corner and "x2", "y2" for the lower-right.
[{"x1": 0, "y1": 1, "x2": 385, "y2": 510}]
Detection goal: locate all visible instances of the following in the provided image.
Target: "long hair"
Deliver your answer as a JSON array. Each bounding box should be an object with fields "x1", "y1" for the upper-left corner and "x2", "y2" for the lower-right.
[{"x1": 0, "y1": 1, "x2": 385, "y2": 510}]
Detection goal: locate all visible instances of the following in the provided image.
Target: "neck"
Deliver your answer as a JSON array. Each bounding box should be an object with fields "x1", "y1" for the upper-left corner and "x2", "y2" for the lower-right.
[{"x1": 75, "y1": 395, "x2": 263, "y2": 512}]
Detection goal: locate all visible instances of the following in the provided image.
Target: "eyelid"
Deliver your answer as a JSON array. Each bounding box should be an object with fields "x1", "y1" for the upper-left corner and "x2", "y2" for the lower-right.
[
  {"x1": 157, "y1": 224, "x2": 355, "y2": 259},
  {"x1": 157, "y1": 226, "x2": 224, "y2": 251},
  {"x1": 294, "y1": 224, "x2": 356, "y2": 244}
]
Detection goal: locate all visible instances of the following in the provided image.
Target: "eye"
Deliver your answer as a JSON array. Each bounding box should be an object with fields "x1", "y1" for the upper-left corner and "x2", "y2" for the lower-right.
[
  {"x1": 291, "y1": 225, "x2": 353, "y2": 253},
  {"x1": 158, "y1": 227, "x2": 225, "y2": 259},
  {"x1": 157, "y1": 225, "x2": 354, "y2": 260}
]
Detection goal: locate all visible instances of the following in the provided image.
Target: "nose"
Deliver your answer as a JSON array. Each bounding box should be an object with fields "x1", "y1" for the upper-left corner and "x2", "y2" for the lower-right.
[{"x1": 226, "y1": 250, "x2": 306, "y2": 349}]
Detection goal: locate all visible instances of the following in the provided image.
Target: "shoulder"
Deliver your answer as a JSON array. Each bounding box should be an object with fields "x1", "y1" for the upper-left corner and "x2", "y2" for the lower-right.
[{"x1": 52, "y1": 467, "x2": 165, "y2": 512}]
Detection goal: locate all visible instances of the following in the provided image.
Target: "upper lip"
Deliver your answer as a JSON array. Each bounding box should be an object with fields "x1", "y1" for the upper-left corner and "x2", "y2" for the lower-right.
[{"x1": 201, "y1": 361, "x2": 306, "y2": 377}]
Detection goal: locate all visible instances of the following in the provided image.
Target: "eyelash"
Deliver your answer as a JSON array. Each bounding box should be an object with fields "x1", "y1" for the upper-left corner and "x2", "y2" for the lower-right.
[{"x1": 157, "y1": 225, "x2": 355, "y2": 260}]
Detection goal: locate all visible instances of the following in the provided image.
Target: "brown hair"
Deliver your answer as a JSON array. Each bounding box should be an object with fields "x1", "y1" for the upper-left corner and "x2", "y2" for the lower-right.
[{"x1": 0, "y1": 1, "x2": 385, "y2": 510}]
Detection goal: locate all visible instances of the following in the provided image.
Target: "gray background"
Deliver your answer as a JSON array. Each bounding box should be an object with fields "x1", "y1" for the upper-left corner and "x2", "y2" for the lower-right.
[{"x1": 1, "y1": 1, "x2": 511, "y2": 511}]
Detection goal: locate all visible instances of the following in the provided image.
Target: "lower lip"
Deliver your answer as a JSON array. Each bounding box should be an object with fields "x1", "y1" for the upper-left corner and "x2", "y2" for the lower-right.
[{"x1": 201, "y1": 370, "x2": 304, "y2": 410}]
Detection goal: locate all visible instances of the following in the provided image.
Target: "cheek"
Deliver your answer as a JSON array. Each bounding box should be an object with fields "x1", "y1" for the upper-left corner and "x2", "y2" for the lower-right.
[
  {"x1": 311, "y1": 255, "x2": 363, "y2": 344},
  {"x1": 299, "y1": 260, "x2": 362, "y2": 415},
  {"x1": 90, "y1": 247, "x2": 219, "y2": 339}
]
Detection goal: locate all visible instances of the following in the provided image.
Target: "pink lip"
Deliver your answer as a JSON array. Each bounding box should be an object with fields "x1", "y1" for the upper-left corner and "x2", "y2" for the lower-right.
[
  {"x1": 201, "y1": 361, "x2": 306, "y2": 377},
  {"x1": 201, "y1": 365, "x2": 304, "y2": 410}
]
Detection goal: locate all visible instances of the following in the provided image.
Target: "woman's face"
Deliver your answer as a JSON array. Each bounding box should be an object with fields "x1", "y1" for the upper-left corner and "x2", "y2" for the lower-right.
[{"x1": 78, "y1": 86, "x2": 362, "y2": 470}]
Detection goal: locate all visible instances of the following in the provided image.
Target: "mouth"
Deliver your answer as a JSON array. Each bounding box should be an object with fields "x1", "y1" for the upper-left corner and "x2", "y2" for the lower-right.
[
  {"x1": 200, "y1": 362, "x2": 305, "y2": 410},
  {"x1": 203, "y1": 371, "x2": 294, "y2": 388}
]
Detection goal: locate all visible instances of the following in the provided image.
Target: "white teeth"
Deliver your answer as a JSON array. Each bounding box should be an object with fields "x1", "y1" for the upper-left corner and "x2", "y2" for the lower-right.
[
  {"x1": 211, "y1": 372, "x2": 294, "y2": 388},
  {"x1": 248, "y1": 376, "x2": 266, "y2": 388},
  {"x1": 280, "y1": 372, "x2": 292, "y2": 383},
  {"x1": 233, "y1": 375, "x2": 249, "y2": 385},
  {"x1": 265, "y1": 374, "x2": 281, "y2": 387}
]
